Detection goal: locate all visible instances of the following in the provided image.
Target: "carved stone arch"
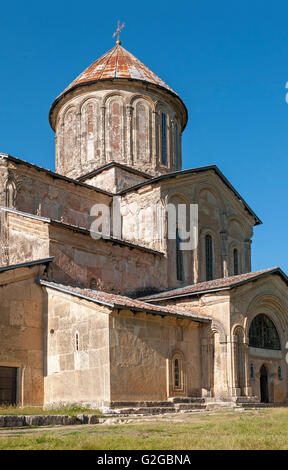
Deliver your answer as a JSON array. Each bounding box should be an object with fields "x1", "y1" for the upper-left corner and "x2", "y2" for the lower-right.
[
  {"x1": 102, "y1": 91, "x2": 126, "y2": 107},
  {"x1": 168, "y1": 191, "x2": 190, "y2": 206},
  {"x1": 80, "y1": 97, "x2": 100, "y2": 164},
  {"x1": 63, "y1": 105, "x2": 77, "y2": 167},
  {"x1": 130, "y1": 93, "x2": 155, "y2": 108},
  {"x1": 80, "y1": 95, "x2": 100, "y2": 109},
  {"x1": 245, "y1": 293, "x2": 287, "y2": 349},
  {"x1": 105, "y1": 94, "x2": 125, "y2": 163},
  {"x1": 200, "y1": 226, "x2": 217, "y2": 238},
  {"x1": 170, "y1": 348, "x2": 185, "y2": 360},
  {"x1": 4, "y1": 173, "x2": 18, "y2": 208},
  {"x1": 228, "y1": 238, "x2": 243, "y2": 276},
  {"x1": 155, "y1": 100, "x2": 170, "y2": 114},
  {"x1": 198, "y1": 183, "x2": 226, "y2": 214},
  {"x1": 62, "y1": 103, "x2": 78, "y2": 121},
  {"x1": 132, "y1": 98, "x2": 152, "y2": 164},
  {"x1": 232, "y1": 324, "x2": 246, "y2": 342},
  {"x1": 170, "y1": 349, "x2": 186, "y2": 395},
  {"x1": 228, "y1": 216, "x2": 246, "y2": 233},
  {"x1": 210, "y1": 319, "x2": 227, "y2": 343}
]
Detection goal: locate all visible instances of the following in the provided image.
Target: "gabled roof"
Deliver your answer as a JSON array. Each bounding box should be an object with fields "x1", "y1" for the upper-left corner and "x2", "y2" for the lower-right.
[
  {"x1": 118, "y1": 164, "x2": 262, "y2": 226},
  {"x1": 37, "y1": 279, "x2": 211, "y2": 323},
  {"x1": 0, "y1": 153, "x2": 113, "y2": 197},
  {"x1": 76, "y1": 161, "x2": 152, "y2": 183},
  {"x1": 139, "y1": 268, "x2": 288, "y2": 302}
]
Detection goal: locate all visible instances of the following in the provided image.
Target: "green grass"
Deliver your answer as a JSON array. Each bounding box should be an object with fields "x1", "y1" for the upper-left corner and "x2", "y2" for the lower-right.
[
  {"x1": 0, "y1": 402, "x2": 100, "y2": 417},
  {"x1": 1, "y1": 408, "x2": 288, "y2": 449}
]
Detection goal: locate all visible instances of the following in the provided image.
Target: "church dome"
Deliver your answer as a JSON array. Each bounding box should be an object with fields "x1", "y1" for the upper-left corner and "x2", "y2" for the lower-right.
[
  {"x1": 49, "y1": 43, "x2": 188, "y2": 179},
  {"x1": 61, "y1": 44, "x2": 177, "y2": 98}
]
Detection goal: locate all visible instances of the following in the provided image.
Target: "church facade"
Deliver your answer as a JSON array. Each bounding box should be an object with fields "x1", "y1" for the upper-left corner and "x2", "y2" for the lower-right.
[{"x1": 0, "y1": 40, "x2": 287, "y2": 410}]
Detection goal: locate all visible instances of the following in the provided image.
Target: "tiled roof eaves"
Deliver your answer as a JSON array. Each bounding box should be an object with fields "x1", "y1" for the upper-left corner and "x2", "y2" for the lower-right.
[
  {"x1": 0, "y1": 207, "x2": 163, "y2": 257},
  {"x1": 118, "y1": 165, "x2": 262, "y2": 226},
  {"x1": 0, "y1": 257, "x2": 54, "y2": 273},
  {"x1": 50, "y1": 220, "x2": 163, "y2": 256},
  {"x1": 0, "y1": 154, "x2": 113, "y2": 197},
  {"x1": 37, "y1": 279, "x2": 211, "y2": 323},
  {"x1": 143, "y1": 268, "x2": 288, "y2": 302}
]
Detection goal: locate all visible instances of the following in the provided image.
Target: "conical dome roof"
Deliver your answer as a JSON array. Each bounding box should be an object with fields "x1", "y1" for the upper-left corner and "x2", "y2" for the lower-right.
[
  {"x1": 49, "y1": 43, "x2": 187, "y2": 132},
  {"x1": 62, "y1": 44, "x2": 177, "y2": 96}
]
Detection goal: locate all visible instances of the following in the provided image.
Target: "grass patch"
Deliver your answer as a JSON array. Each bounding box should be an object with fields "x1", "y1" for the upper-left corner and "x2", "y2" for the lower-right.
[
  {"x1": 0, "y1": 402, "x2": 101, "y2": 417},
  {"x1": 0, "y1": 408, "x2": 288, "y2": 449}
]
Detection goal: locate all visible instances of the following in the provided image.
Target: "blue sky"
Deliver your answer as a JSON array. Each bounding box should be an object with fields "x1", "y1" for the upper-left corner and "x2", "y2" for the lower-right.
[{"x1": 0, "y1": 0, "x2": 287, "y2": 273}]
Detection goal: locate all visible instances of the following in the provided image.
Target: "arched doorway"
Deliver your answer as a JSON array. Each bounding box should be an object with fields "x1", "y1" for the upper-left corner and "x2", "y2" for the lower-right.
[{"x1": 260, "y1": 365, "x2": 269, "y2": 403}]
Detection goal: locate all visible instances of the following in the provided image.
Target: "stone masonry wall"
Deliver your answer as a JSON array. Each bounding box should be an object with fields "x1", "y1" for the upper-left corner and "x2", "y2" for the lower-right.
[
  {"x1": 109, "y1": 309, "x2": 203, "y2": 401},
  {"x1": 43, "y1": 288, "x2": 111, "y2": 407},
  {"x1": 0, "y1": 266, "x2": 46, "y2": 405}
]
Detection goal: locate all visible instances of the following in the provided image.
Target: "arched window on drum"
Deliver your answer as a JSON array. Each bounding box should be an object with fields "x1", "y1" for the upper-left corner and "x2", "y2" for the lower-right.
[{"x1": 5, "y1": 177, "x2": 17, "y2": 208}]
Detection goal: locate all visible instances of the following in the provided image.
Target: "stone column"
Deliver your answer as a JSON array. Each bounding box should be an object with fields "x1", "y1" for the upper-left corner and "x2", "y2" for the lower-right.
[
  {"x1": 201, "y1": 337, "x2": 210, "y2": 396},
  {"x1": 243, "y1": 342, "x2": 252, "y2": 397},
  {"x1": 220, "y1": 231, "x2": 228, "y2": 278},
  {"x1": 76, "y1": 110, "x2": 82, "y2": 175},
  {"x1": 126, "y1": 105, "x2": 133, "y2": 166},
  {"x1": 56, "y1": 121, "x2": 64, "y2": 174},
  {"x1": 230, "y1": 334, "x2": 241, "y2": 396},
  {"x1": 170, "y1": 119, "x2": 175, "y2": 171},
  {"x1": 244, "y1": 239, "x2": 252, "y2": 273},
  {"x1": 152, "y1": 110, "x2": 158, "y2": 173},
  {"x1": 100, "y1": 105, "x2": 106, "y2": 165}
]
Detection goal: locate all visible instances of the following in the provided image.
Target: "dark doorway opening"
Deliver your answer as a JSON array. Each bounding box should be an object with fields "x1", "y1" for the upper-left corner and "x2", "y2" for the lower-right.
[
  {"x1": 260, "y1": 365, "x2": 269, "y2": 403},
  {"x1": 0, "y1": 367, "x2": 17, "y2": 405}
]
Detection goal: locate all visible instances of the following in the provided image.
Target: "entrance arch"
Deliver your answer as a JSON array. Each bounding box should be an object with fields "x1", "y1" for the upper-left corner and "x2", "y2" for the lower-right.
[{"x1": 260, "y1": 365, "x2": 269, "y2": 403}]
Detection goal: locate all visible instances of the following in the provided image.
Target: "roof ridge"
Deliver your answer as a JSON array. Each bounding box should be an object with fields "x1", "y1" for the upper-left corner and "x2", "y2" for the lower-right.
[
  {"x1": 98, "y1": 46, "x2": 117, "y2": 80},
  {"x1": 139, "y1": 267, "x2": 287, "y2": 301},
  {"x1": 37, "y1": 278, "x2": 211, "y2": 323}
]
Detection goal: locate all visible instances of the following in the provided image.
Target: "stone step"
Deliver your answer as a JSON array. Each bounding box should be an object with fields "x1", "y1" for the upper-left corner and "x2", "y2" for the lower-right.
[
  {"x1": 109, "y1": 407, "x2": 179, "y2": 415},
  {"x1": 174, "y1": 403, "x2": 207, "y2": 410},
  {"x1": 239, "y1": 402, "x2": 288, "y2": 408},
  {"x1": 168, "y1": 397, "x2": 206, "y2": 404},
  {"x1": 109, "y1": 401, "x2": 175, "y2": 409}
]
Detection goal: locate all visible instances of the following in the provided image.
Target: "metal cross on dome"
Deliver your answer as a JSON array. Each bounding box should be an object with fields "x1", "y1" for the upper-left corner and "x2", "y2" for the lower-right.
[{"x1": 113, "y1": 21, "x2": 125, "y2": 45}]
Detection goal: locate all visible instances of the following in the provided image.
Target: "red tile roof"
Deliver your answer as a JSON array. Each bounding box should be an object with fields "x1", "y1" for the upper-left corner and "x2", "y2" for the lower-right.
[
  {"x1": 139, "y1": 268, "x2": 288, "y2": 302},
  {"x1": 62, "y1": 45, "x2": 176, "y2": 96},
  {"x1": 38, "y1": 279, "x2": 210, "y2": 323}
]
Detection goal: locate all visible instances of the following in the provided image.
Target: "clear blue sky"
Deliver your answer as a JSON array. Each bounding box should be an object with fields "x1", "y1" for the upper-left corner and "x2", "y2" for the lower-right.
[{"x1": 1, "y1": 0, "x2": 287, "y2": 273}]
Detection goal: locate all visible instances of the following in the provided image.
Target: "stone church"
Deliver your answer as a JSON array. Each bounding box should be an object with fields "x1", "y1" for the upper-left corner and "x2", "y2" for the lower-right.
[{"x1": 0, "y1": 37, "x2": 288, "y2": 411}]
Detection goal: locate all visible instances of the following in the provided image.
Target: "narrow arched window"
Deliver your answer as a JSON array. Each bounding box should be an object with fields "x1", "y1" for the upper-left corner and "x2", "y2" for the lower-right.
[
  {"x1": 233, "y1": 248, "x2": 239, "y2": 275},
  {"x1": 249, "y1": 314, "x2": 281, "y2": 350},
  {"x1": 250, "y1": 363, "x2": 254, "y2": 379},
  {"x1": 161, "y1": 113, "x2": 167, "y2": 165},
  {"x1": 175, "y1": 123, "x2": 179, "y2": 170},
  {"x1": 174, "y1": 358, "x2": 180, "y2": 387},
  {"x1": 176, "y1": 228, "x2": 184, "y2": 281},
  {"x1": 5, "y1": 178, "x2": 16, "y2": 208},
  {"x1": 205, "y1": 234, "x2": 214, "y2": 281},
  {"x1": 278, "y1": 366, "x2": 283, "y2": 380},
  {"x1": 172, "y1": 353, "x2": 184, "y2": 391},
  {"x1": 90, "y1": 278, "x2": 98, "y2": 290},
  {"x1": 75, "y1": 332, "x2": 79, "y2": 351}
]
